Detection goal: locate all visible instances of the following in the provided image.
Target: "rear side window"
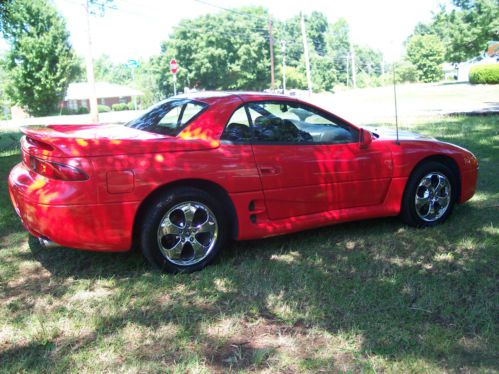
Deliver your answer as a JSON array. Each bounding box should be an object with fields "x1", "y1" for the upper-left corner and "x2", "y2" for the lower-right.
[{"x1": 126, "y1": 99, "x2": 207, "y2": 136}]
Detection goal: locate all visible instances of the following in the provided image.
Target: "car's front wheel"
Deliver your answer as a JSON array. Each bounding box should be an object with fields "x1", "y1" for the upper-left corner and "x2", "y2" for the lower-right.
[
  {"x1": 401, "y1": 161, "x2": 458, "y2": 227},
  {"x1": 140, "y1": 187, "x2": 228, "y2": 273}
]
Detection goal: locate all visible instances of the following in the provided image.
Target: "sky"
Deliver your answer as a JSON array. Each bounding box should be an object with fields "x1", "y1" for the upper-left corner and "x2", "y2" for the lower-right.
[{"x1": 2, "y1": 0, "x2": 449, "y2": 63}]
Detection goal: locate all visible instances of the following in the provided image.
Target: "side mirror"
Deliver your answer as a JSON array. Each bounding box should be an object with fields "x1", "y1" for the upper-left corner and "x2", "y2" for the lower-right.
[{"x1": 359, "y1": 128, "x2": 373, "y2": 149}]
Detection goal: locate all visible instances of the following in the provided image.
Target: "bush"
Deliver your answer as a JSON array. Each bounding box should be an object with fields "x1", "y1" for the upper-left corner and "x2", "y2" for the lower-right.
[
  {"x1": 77, "y1": 107, "x2": 89, "y2": 114},
  {"x1": 111, "y1": 103, "x2": 129, "y2": 111},
  {"x1": 0, "y1": 106, "x2": 11, "y2": 120},
  {"x1": 356, "y1": 72, "x2": 384, "y2": 88},
  {"x1": 394, "y1": 61, "x2": 419, "y2": 83},
  {"x1": 98, "y1": 104, "x2": 111, "y2": 113},
  {"x1": 469, "y1": 64, "x2": 499, "y2": 84},
  {"x1": 127, "y1": 101, "x2": 136, "y2": 110}
]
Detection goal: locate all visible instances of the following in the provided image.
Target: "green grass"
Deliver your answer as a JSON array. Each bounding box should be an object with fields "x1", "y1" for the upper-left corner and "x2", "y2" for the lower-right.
[{"x1": 0, "y1": 116, "x2": 498, "y2": 373}]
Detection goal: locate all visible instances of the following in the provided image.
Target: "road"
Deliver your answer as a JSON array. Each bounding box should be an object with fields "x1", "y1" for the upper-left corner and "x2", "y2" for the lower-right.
[{"x1": 1, "y1": 82, "x2": 498, "y2": 129}]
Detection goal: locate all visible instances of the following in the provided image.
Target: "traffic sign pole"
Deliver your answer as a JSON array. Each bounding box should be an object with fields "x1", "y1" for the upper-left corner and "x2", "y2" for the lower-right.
[{"x1": 170, "y1": 58, "x2": 179, "y2": 96}]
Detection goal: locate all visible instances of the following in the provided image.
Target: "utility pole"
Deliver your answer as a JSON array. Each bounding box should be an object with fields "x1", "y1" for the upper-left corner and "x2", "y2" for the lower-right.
[
  {"x1": 84, "y1": 0, "x2": 99, "y2": 123},
  {"x1": 350, "y1": 40, "x2": 356, "y2": 89},
  {"x1": 300, "y1": 12, "x2": 312, "y2": 95},
  {"x1": 268, "y1": 15, "x2": 275, "y2": 91},
  {"x1": 392, "y1": 62, "x2": 400, "y2": 145},
  {"x1": 281, "y1": 40, "x2": 286, "y2": 93}
]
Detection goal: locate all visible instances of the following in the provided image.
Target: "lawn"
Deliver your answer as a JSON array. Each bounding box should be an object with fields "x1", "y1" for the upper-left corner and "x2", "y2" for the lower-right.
[{"x1": 0, "y1": 116, "x2": 497, "y2": 373}]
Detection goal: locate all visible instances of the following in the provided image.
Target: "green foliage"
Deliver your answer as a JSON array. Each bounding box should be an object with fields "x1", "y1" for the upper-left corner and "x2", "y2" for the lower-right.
[
  {"x1": 161, "y1": 7, "x2": 271, "y2": 93},
  {"x1": 77, "y1": 106, "x2": 89, "y2": 114},
  {"x1": 273, "y1": 15, "x2": 302, "y2": 67},
  {"x1": 406, "y1": 34, "x2": 445, "y2": 83},
  {"x1": 97, "y1": 104, "x2": 110, "y2": 113},
  {"x1": 394, "y1": 60, "x2": 419, "y2": 83},
  {"x1": 310, "y1": 55, "x2": 336, "y2": 91},
  {"x1": 0, "y1": 62, "x2": 10, "y2": 119},
  {"x1": 412, "y1": 0, "x2": 499, "y2": 63},
  {"x1": 355, "y1": 45, "x2": 383, "y2": 76},
  {"x1": 325, "y1": 18, "x2": 350, "y2": 85},
  {"x1": 60, "y1": 107, "x2": 71, "y2": 115},
  {"x1": 1, "y1": 0, "x2": 77, "y2": 116},
  {"x1": 281, "y1": 66, "x2": 307, "y2": 89},
  {"x1": 469, "y1": 64, "x2": 499, "y2": 84},
  {"x1": 127, "y1": 101, "x2": 136, "y2": 110},
  {"x1": 0, "y1": 1, "x2": 13, "y2": 32},
  {"x1": 111, "y1": 102, "x2": 129, "y2": 111},
  {"x1": 306, "y1": 11, "x2": 328, "y2": 56},
  {"x1": 277, "y1": 13, "x2": 382, "y2": 91},
  {"x1": 93, "y1": 54, "x2": 132, "y2": 84}
]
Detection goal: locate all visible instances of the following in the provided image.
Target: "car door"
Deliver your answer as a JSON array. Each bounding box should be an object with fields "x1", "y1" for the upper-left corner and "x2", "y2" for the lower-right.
[{"x1": 247, "y1": 100, "x2": 393, "y2": 221}]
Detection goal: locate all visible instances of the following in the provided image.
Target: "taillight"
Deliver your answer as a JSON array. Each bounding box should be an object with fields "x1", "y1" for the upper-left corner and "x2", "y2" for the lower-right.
[
  {"x1": 29, "y1": 156, "x2": 88, "y2": 181},
  {"x1": 26, "y1": 137, "x2": 54, "y2": 151}
]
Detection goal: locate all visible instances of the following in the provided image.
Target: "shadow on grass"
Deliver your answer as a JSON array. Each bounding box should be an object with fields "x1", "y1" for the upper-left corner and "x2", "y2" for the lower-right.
[
  {"x1": 3, "y1": 207, "x2": 493, "y2": 372},
  {"x1": 0, "y1": 154, "x2": 25, "y2": 240},
  {"x1": 1, "y1": 116, "x2": 498, "y2": 371}
]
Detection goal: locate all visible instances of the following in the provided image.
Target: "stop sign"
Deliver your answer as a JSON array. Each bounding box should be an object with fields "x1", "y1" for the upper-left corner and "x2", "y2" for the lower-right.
[{"x1": 170, "y1": 59, "x2": 178, "y2": 74}]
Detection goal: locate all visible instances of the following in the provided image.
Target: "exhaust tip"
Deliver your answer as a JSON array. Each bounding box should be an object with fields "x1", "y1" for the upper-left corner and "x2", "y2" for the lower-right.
[{"x1": 38, "y1": 237, "x2": 60, "y2": 249}]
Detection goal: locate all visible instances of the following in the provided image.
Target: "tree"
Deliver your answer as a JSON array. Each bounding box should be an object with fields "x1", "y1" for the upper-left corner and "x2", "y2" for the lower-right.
[
  {"x1": 310, "y1": 55, "x2": 336, "y2": 91},
  {"x1": 160, "y1": 7, "x2": 271, "y2": 93},
  {"x1": 354, "y1": 45, "x2": 383, "y2": 76},
  {"x1": 1, "y1": 0, "x2": 77, "y2": 116},
  {"x1": 325, "y1": 18, "x2": 351, "y2": 86},
  {"x1": 306, "y1": 11, "x2": 329, "y2": 56},
  {"x1": 0, "y1": 60, "x2": 10, "y2": 119},
  {"x1": 406, "y1": 34, "x2": 445, "y2": 82},
  {"x1": 411, "y1": 0, "x2": 499, "y2": 62}
]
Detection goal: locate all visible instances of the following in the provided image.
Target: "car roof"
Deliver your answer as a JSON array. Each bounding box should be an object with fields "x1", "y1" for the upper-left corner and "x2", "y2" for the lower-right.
[{"x1": 172, "y1": 90, "x2": 297, "y2": 103}]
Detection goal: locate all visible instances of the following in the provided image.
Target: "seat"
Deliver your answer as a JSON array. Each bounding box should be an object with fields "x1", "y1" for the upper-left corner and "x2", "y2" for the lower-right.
[{"x1": 224, "y1": 123, "x2": 252, "y2": 141}]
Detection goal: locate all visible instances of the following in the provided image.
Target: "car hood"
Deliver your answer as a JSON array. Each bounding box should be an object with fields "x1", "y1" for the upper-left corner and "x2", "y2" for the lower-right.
[
  {"x1": 364, "y1": 126, "x2": 437, "y2": 141},
  {"x1": 20, "y1": 124, "x2": 219, "y2": 158}
]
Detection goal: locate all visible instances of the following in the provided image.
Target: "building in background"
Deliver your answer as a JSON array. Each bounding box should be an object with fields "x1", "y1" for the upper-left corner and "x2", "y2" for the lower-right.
[
  {"x1": 456, "y1": 41, "x2": 499, "y2": 82},
  {"x1": 62, "y1": 82, "x2": 144, "y2": 112}
]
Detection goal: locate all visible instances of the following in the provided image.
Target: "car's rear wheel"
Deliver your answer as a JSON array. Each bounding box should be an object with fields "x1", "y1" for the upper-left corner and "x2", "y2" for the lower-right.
[
  {"x1": 401, "y1": 161, "x2": 458, "y2": 227},
  {"x1": 140, "y1": 187, "x2": 228, "y2": 273}
]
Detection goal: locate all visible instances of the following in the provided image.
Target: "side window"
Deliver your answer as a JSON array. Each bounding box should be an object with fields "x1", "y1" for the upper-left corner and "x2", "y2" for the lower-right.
[
  {"x1": 221, "y1": 106, "x2": 252, "y2": 142},
  {"x1": 126, "y1": 99, "x2": 207, "y2": 135},
  {"x1": 180, "y1": 103, "x2": 205, "y2": 125},
  {"x1": 248, "y1": 101, "x2": 358, "y2": 144},
  {"x1": 157, "y1": 102, "x2": 206, "y2": 129}
]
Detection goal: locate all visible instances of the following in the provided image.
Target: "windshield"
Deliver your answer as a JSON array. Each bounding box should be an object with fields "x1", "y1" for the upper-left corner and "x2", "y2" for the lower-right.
[{"x1": 125, "y1": 99, "x2": 207, "y2": 136}]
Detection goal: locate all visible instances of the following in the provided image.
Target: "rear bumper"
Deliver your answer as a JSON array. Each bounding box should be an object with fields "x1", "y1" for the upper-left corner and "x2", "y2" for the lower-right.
[{"x1": 8, "y1": 163, "x2": 138, "y2": 252}]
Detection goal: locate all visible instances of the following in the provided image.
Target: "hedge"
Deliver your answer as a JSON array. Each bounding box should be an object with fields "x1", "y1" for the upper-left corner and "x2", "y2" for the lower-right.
[
  {"x1": 98, "y1": 105, "x2": 111, "y2": 113},
  {"x1": 469, "y1": 64, "x2": 499, "y2": 84},
  {"x1": 111, "y1": 103, "x2": 129, "y2": 111}
]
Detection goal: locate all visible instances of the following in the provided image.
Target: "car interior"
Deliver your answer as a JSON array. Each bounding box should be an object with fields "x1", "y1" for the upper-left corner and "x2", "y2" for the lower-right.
[{"x1": 224, "y1": 102, "x2": 356, "y2": 144}]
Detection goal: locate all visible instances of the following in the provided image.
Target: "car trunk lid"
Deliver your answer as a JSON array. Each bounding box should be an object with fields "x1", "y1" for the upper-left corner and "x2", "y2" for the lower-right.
[{"x1": 20, "y1": 124, "x2": 219, "y2": 158}]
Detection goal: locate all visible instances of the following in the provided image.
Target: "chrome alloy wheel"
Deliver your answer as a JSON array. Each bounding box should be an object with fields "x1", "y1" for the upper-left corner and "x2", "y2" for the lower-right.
[
  {"x1": 414, "y1": 172, "x2": 452, "y2": 222},
  {"x1": 157, "y1": 201, "x2": 218, "y2": 266}
]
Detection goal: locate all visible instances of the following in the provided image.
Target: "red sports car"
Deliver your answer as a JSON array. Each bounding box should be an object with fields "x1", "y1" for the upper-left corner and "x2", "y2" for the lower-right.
[{"x1": 8, "y1": 92, "x2": 478, "y2": 272}]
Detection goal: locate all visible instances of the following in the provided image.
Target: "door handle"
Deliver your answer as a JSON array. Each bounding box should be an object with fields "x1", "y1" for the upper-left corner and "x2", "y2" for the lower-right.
[{"x1": 259, "y1": 166, "x2": 280, "y2": 175}]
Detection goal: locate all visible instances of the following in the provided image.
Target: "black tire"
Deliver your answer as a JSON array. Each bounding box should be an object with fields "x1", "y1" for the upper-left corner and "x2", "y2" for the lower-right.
[
  {"x1": 401, "y1": 161, "x2": 458, "y2": 227},
  {"x1": 140, "y1": 187, "x2": 229, "y2": 273}
]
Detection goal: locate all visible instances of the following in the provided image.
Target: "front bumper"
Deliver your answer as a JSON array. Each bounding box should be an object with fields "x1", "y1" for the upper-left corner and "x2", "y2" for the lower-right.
[{"x1": 8, "y1": 163, "x2": 138, "y2": 252}]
